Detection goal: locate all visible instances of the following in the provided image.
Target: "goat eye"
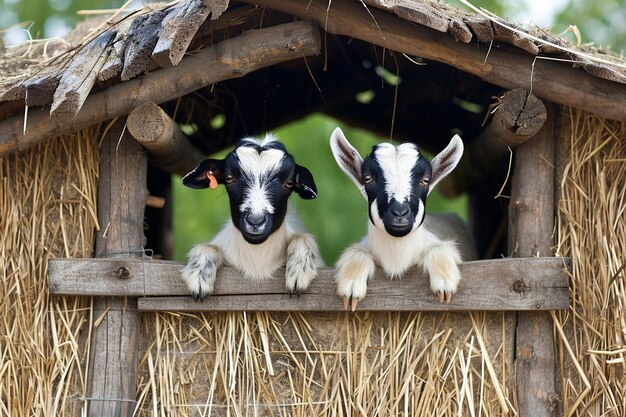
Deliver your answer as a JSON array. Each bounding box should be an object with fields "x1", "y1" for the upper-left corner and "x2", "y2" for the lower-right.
[
  {"x1": 224, "y1": 175, "x2": 235, "y2": 184},
  {"x1": 363, "y1": 175, "x2": 373, "y2": 184},
  {"x1": 285, "y1": 180, "x2": 295, "y2": 189},
  {"x1": 421, "y1": 177, "x2": 430, "y2": 186}
]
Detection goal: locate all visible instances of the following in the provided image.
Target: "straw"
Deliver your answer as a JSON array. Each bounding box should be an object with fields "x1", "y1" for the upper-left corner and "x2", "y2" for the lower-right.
[
  {"x1": 0, "y1": 128, "x2": 100, "y2": 417},
  {"x1": 554, "y1": 107, "x2": 626, "y2": 417}
]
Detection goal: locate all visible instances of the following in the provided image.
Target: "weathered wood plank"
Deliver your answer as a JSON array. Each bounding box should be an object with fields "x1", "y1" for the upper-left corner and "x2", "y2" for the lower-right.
[
  {"x1": 463, "y1": 14, "x2": 494, "y2": 42},
  {"x1": 509, "y1": 104, "x2": 559, "y2": 417},
  {"x1": 25, "y1": 71, "x2": 61, "y2": 106},
  {"x1": 0, "y1": 21, "x2": 321, "y2": 157},
  {"x1": 121, "y1": 9, "x2": 168, "y2": 81},
  {"x1": 50, "y1": 31, "x2": 115, "y2": 122},
  {"x1": 152, "y1": 0, "x2": 228, "y2": 67},
  {"x1": 98, "y1": 36, "x2": 126, "y2": 82},
  {"x1": 48, "y1": 257, "x2": 570, "y2": 311},
  {"x1": 126, "y1": 102, "x2": 205, "y2": 175},
  {"x1": 87, "y1": 118, "x2": 147, "y2": 417},
  {"x1": 245, "y1": 0, "x2": 626, "y2": 121}
]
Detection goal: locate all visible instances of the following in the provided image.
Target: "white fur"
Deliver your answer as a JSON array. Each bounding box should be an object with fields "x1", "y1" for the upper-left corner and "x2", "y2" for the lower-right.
[
  {"x1": 182, "y1": 210, "x2": 322, "y2": 300},
  {"x1": 330, "y1": 127, "x2": 465, "y2": 304},
  {"x1": 180, "y1": 244, "x2": 224, "y2": 300},
  {"x1": 182, "y1": 134, "x2": 322, "y2": 300},
  {"x1": 374, "y1": 142, "x2": 419, "y2": 203},
  {"x1": 334, "y1": 216, "x2": 462, "y2": 302},
  {"x1": 329, "y1": 127, "x2": 366, "y2": 198},
  {"x1": 334, "y1": 244, "x2": 376, "y2": 301},
  {"x1": 429, "y1": 134, "x2": 464, "y2": 193},
  {"x1": 235, "y1": 145, "x2": 285, "y2": 215},
  {"x1": 286, "y1": 233, "x2": 323, "y2": 293}
]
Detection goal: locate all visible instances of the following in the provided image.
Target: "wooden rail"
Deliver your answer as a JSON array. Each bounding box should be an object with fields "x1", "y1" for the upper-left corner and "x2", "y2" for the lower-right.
[{"x1": 48, "y1": 257, "x2": 570, "y2": 312}]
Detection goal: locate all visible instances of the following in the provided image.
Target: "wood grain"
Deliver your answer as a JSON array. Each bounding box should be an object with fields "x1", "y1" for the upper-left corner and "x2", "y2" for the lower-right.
[
  {"x1": 50, "y1": 31, "x2": 116, "y2": 122},
  {"x1": 127, "y1": 102, "x2": 205, "y2": 176},
  {"x1": 152, "y1": 0, "x2": 228, "y2": 67},
  {"x1": 245, "y1": 0, "x2": 626, "y2": 121},
  {"x1": 48, "y1": 258, "x2": 570, "y2": 311},
  {"x1": 87, "y1": 119, "x2": 147, "y2": 417},
  {"x1": 509, "y1": 104, "x2": 559, "y2": 417},
  {"x1": 448, "y1": 88, "x2": 547, "y2": 195},
  {"x1": 0, "y1": 21, "x2": 321, "y2": 157}
]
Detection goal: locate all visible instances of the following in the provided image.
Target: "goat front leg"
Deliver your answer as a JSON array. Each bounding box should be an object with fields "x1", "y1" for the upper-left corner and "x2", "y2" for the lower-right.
[
  {"x1": 181, "y1": 244, "x2": 224, "y2": 301},
  {"x1": 421, "y1": 241, "x2": 462, "y2": 303},
  {"x1": 285, "y1": 233, "x2": 322, "y2": 296},
  {"x1": 334, "y1": 244, "x2": 376, "y2": 311}
]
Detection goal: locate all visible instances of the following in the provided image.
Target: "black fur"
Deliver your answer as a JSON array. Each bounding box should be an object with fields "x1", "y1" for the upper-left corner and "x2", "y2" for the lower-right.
[
  {"x1": 183, "y1": 138, "x2": 317, "y2": 244},
  {"x1": 361, "y1": 144, "x2": 432, "y2": 237}
]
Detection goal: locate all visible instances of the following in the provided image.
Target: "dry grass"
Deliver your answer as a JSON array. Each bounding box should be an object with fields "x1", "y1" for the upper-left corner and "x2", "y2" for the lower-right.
[
  {"x1": 0, "y1": 129, "x2": 99, "y2": 417},
  {"x1": 134, "y1": 311, "x2": 516, "y2": 416},
  {"x1": 2, "y1": 106, "x2": 624, "y2": 417},
  {"x1": 554, "y1": 108, "x2": 626, "y2": 417}
]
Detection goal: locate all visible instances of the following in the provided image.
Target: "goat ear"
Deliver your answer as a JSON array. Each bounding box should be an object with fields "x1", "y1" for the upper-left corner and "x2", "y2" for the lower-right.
[
  {"x1": 330, "y1": 127, "x2": 366, "y2": 197},
  {"x1": 182, "y1": 159, "x2": 225, "y2": 189},
  {"x1": 294, "y1": 164, "x2": 317, "y2": 199},
  {"x1": 429, "y1": 134, "x2": 464, "y2": 193}
]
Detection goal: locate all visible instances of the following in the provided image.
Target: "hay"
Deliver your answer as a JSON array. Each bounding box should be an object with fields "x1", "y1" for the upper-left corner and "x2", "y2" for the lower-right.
[
  {"x1": 555, "y1": 108, "x2": 626, "y2": 416},
  {"x1": 3, "y1": 105, "x2": 624, "y2": 417},
  {"x1": 135, "y1": 311, "x2": 515, "y2": 416},
  {"x1": 0, "y1": 128, "x2": 99, "y2": 417}
]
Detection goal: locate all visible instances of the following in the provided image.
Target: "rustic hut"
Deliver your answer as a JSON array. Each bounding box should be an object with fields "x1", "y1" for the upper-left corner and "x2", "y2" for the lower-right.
[{"x1": 0, "y1": 1, "x2": 624, "y2": 416}]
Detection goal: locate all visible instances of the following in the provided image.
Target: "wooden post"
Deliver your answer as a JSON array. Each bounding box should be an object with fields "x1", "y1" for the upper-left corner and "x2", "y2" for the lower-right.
[
  {"x1": 445, "y1": 88, "x2": 547, "y2": 196},
  {"x1": 508, "y1": 104, "x2": 558, "y2": 416},
  {"x1": 127, "y1": 102, "x2": 205, "y2": 176},
  {"x1": 87, "y1": 118, "x2": 147, "y2": 417}
]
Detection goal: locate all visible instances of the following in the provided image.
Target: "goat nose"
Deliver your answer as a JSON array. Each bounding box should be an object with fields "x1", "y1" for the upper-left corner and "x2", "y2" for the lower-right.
[
  {"x1": 389, "y1": 203, "x2": 410, "y2": 217},
  {"x1": 245, "y1": 213, "x2": 267, "y2": 227}
]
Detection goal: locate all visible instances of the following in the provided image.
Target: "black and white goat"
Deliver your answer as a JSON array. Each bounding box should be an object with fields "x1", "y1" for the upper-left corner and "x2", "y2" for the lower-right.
[
  {"x1": 330, "y1": 127, "x2": 475, "y2": 310},
  {"x1": 181, "y1": 134, "x2": 322, "y2": 301}
]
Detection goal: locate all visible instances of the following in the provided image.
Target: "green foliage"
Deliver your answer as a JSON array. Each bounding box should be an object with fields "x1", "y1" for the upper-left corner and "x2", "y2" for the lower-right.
[
  {"x1": 0, "y1": 0, "x2": 122, "y2": 42},
  {"x1": 555, "y1": 0, "x2": 626, "y2": 50},
  {"x1": 173, "y1": 114, "x2": 467, "y2": 264}
]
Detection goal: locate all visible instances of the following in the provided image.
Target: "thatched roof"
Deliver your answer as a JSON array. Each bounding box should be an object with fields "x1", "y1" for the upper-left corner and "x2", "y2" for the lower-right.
[{"x1": 1, "y1": 0, "x2": 626, "y2": 157}]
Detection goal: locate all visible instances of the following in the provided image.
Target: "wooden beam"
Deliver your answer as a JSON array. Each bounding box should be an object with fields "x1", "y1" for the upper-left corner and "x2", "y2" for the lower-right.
[
  {"x1": 508, "y1": 104, "x2": 559, "y2": 416},
  {"x1": 87, "y1": 119, "x2": 147, "y2": 417},
  {"x1": 127, "y1": 102, "x2": 205, "y2": 175},
  {"x1": 246, "y1": 0, "x2": 626, "y2": 121},
  {"x1": 445, "y1": 88, "x2": 547, "y2": 196},
  {"x1": 0, "y1": 21, "x2": 321, "y2": 157},
  {"x1": 48, "y1": 257, "x2": 570, "y2": 311}
]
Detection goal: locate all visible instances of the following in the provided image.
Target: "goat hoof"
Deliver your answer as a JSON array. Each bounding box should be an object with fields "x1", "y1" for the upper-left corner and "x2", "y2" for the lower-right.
[
  {"x1": 342, "y1": 296, "x2": 359, "y2": 311},
  {"x1": 436, "y1": 291, "x2": 453, "y2": 304}
]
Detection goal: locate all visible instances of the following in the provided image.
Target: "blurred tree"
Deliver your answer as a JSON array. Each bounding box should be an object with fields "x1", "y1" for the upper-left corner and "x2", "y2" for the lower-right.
[
  {"x1": 0, "y1": 0, "x2": 125, "y2": 44},
  {"x1": 555, "y1": 0, "x2": 626, "y2": 50}
]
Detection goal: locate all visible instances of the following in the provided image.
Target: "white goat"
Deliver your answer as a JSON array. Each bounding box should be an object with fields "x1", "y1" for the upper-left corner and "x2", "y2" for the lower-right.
[
  {"x1": 181, "y1": 134, "x2": 322, "y2": 301},
  {"x1": 330, "y1": 127, "x2": 475, "y2": 310}
]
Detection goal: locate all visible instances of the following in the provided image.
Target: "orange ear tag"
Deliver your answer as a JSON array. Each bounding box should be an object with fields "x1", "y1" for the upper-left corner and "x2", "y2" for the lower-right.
[{"x1": 206, "y1": 172, "x2": 218, "y2": 190}]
